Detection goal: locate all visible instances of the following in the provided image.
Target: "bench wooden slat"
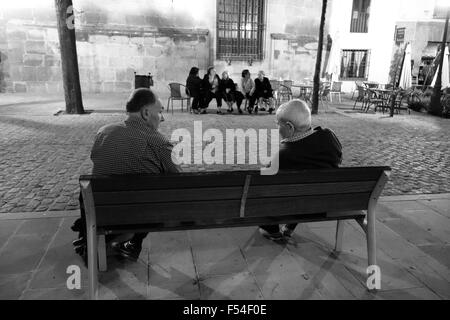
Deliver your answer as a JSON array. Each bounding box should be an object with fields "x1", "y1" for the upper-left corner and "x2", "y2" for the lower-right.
[
  {"x1": 95, "y1": 200, "x2": 242, "y2": 226},
  {"x1": 93, "y1": 187, "x2": 244, "y2": 205},
  {"x1": 247, "y1": 181, "x2": 376, "y2": 199},
  {"x1": 88, "y1": 174, "x2": 248, "y2": 192},
  {"x1": 92, "y1": 181, "x2": 376, "y2": 205},
  {"x1": 81, "y1": 167, "x2": 389, "y2": 192},
  {"x1": 245, "y1": 193, "x2": 371, "y2": 217},
  {"x1": 250, "y1": 169, "x2": 386, "y2": 185}
]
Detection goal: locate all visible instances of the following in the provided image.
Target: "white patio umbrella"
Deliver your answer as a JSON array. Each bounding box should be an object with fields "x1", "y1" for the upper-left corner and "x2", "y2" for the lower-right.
[
  {"x1": 431, "y1": 45, "x2": 450, "y2": 89},
  {"x1": 326, "y1": 33, "x2": 341, "y2": 82},
  {"x1": 399, "y1": 43, "x2": 412, "y2": 90}
]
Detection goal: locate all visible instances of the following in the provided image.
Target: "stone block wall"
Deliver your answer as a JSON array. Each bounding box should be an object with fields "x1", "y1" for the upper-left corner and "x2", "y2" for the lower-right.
[
  {"x1": 74, "y1": 26, "x2": 210, "y2": 97},
  {"x1": 1, "y1": 23, "x2": 62, "y2": 93},
  {"x1": 0, "y1": 0, "x2": 328, "y2": 95},
  {"x1": 0, "y1": 4, "x2": 212, "y2": 96}
]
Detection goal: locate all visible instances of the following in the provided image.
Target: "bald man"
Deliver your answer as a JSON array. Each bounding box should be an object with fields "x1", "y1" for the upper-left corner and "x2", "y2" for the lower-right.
[{"x1": 259, "y1": 99, "x2": 343, "y2": 241}]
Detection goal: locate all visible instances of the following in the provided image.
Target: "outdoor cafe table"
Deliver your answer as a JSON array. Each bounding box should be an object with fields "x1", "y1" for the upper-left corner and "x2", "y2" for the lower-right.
[{"x1": 371, "y1": 88, "x2": 394, "y2": 113}]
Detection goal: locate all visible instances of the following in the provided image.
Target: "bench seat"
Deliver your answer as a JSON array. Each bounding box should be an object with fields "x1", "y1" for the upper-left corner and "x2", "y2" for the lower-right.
[{"x1": 80, "y1": 167, "x2": 391, "y2": 299}]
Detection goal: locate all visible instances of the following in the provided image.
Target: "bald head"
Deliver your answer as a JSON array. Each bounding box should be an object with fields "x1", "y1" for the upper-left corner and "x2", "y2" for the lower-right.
[{"x1": 276, "y1": 100, "x2": 311, "y2": 132}]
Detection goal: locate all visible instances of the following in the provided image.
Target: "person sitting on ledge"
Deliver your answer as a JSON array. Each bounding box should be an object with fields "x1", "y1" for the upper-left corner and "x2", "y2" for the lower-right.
[
  {"x1": 201, "y1": 67, "x2": 223, "y2": 114},
  {"x1": 254, "y1": 70, "x2": 275, "y2": 114},
  {"x1": 186, "y1": 67, "x2": 203, "y2": 114},
  {"x1": 240, "y1": 69, "x2": 257, "y2": 114},
  {"x1": 259, "y1": 99, "x2": 343, "y2": 241},
  {"x1": 220, "y1": 71, "x2": 243, "y2": 114},
  {"x1": 72, "y1": 88, "x2": 181, "y2": 263}
]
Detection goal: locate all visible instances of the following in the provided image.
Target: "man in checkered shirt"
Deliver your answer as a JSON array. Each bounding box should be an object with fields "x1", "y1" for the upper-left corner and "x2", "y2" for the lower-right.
[{"x1": 73, "y1": 88, "x2": 181, "y2": 262}]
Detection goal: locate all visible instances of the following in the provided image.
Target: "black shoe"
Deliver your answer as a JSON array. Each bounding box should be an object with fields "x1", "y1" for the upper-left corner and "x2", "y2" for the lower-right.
[
  {"x1": 200, "y1": 109, "x2": 207, "y2": 114},
  {"x1": 227, "y1": 108, "x2": 233, "y2": 113},
  {"x1": 281, "y1": 225, "x2": 295, "y2": 238},
  {"x1": 259, "y1": 107, "x2": 266, "y2": 112},
  {"x1": 238, "y1": 108, "x2": 243, "y2": 114},
  {"x1": 114, "y1": 240, "x2": 142, "y2": 261},
  {"x1": 72, "y1": 237, "x2": 85, "y2": 247},
  {"x1": 259, "y1": 228, "x2": 285, "y2": 242},
  {"x1": 247, "y1": 108, "x2": 253, "y2": 114},
  {"x1": 268, "y1": 108, "x2": 275, "y2": 114},
  {"x1": 254, "y1": 107, "x2": 259, "y2": 114}
]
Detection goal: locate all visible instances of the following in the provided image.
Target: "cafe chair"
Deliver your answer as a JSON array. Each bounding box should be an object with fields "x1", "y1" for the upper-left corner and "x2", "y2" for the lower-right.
[
  {"x1": 329, "y1": 82, "x2": 342, "y2": 103},
  {"x1": 167, "y1": 83, "x2": 191, "y2": 115}
]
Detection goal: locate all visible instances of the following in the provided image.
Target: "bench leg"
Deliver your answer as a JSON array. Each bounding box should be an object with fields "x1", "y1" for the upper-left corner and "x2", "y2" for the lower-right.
[
  {"x1": 98, "y1": 235, "x2": 107, "y2": 272},
  {"x1": 86, "y1": 217, "x2": 99, "y2": 300},
  {"x1": 367, "y1": 207, "x2": 377, "y2": 267},
  {"x1": 334, "y1": 220, "x2": 344, "y2": 252}
]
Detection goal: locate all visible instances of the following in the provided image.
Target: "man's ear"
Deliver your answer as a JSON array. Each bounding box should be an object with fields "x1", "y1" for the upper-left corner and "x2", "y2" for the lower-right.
[
  {"x1": 286, "y1": 121, "x2": 295, "y2": 132},
  {"x1": 141, "y1": 107, "x2": 148, "y2": 120}
]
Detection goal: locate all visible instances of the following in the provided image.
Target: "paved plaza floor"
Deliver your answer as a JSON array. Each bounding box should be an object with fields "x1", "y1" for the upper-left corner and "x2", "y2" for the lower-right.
[
  {"x1": 0, "y1": 194, "x2": 449, "y2": 300},
  {"x1": 0, "y1": 93, "x2": 449, "y2": 299}
]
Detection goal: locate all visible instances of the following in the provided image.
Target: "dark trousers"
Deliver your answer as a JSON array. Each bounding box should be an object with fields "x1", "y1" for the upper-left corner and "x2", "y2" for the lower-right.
[
  {"x1": 244, "y1": 92, "x2": 257, "y2": 110},
  {"x1": 203, "y1": 91, "x2": 222, "y2": 109},
  {"x1": 77, "y1": 193, "x2": 147, "y2": 246},
  {"x1": 234, "y1": 91, "x2": 245, "y2": 109},
  {"x1": 191, "y1": 95, "x2": 201, "y2": 110}
]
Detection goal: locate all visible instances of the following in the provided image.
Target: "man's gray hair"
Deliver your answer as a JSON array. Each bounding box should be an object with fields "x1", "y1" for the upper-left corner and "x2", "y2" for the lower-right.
[{"x1": 276, "y1": 99, "x2": 312, "y2": 132}]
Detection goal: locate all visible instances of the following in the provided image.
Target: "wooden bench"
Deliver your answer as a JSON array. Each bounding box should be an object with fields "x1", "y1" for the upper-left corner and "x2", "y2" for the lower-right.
[{"x1": 80, "y1": 167, "x2": 391, "y2": 299}]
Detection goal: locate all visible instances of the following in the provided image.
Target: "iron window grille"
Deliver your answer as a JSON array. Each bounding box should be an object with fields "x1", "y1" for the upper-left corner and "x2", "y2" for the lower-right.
[
  {"x1": 217, "y1": 0, "x2": 266, "y2": 61},
  {"x1": 340, "y1": 49, "x2": 370, "y2": 80},
  {"x1": 395, "y1": 27, "x2": 405, "y2": 44},
  {"x1": 350, "y1": 0, "x2": 371, "y2": 33}
]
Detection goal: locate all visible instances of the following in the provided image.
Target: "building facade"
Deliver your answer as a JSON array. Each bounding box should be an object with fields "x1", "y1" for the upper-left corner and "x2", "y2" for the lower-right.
[
  {"x1": 0, "y1": 0, "x2": 332, "y2": 97},
  {"x1": 326, "y1": 0, "x2": 449, "y2": 92}
]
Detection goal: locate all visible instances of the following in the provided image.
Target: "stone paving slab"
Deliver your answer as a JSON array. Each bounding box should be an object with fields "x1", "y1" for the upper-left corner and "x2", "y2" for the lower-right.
[{"x1": 0, "y1": 194, "x2": 448, "y2": 300}]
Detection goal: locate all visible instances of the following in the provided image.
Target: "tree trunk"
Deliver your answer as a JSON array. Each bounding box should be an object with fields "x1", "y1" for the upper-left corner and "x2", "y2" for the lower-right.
[
  {"x1": 312, "y1": 0, "x2": 328, "y2": 115},
  {"x1": 55, "y1": 0, "x2": 84, "y2": 114}
]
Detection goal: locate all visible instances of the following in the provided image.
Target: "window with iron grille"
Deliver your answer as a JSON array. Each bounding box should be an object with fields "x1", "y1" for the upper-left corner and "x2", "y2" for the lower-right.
[
  {"x1": 216, "y1": 0, "x2": 265, "y2": 61},
  {"x1": 350, "y1": 0, "x2": 371, "y2": 33},
  {"x1": 340, "y1": 50, "x2": 370, "y2": 80},
  {"x1": 395, "y1": 27, "x2": 405, "y2": 44}
]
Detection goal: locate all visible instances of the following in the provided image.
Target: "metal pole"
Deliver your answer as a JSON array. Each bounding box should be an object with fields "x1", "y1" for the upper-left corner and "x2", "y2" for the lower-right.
[{"x1": 430, "y1": 9, "x2": 449, "y2": 116}]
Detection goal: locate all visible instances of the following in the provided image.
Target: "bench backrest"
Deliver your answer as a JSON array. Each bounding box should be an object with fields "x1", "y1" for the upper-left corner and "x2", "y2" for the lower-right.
[{"x1": 80, "y1": 167, "x2": 390, "y2": 231}]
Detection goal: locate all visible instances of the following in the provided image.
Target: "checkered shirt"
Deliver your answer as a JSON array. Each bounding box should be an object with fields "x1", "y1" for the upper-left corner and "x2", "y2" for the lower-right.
[{"x1": 91, "y1": 117, "x2": 180, "y2": 175}]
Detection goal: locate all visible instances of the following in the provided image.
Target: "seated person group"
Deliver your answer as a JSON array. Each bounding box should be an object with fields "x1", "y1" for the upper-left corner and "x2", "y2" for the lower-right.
[
  {"x1": 186, "y1": 67, "x2": 276, "y2": 115},
  {"x1": 72, "y1": 86, "x2": 342, "y2": 262}
]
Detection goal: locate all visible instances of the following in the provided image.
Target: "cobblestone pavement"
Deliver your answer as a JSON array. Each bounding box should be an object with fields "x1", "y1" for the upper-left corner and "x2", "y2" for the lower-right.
[{"x1": 0, "y1": 94, "x2": 449, "y2": 214}]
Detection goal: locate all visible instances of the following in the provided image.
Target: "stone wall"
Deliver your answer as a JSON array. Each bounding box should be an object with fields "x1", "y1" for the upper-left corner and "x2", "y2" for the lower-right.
[{"x1": 0, "y1": 0, "x2": 328, "y2": 95}]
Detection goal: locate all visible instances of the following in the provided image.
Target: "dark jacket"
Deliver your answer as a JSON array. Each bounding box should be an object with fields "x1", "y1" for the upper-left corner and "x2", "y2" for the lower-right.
[
  {"x1": 186, "y1": 75, "x2": 202, "y2": 97},
  {"x1": 255, "y1": 77, "x2": 273, "y2": 95},
  {"x1": 219, "y1": 78, "x2": 236, "y2": 93},
  {"x1": 202, "y1": 74, "x2": 221, "y2": 93},
  {"x1": 278, "y1": 127, "x2": 342, "y2": 170}
]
